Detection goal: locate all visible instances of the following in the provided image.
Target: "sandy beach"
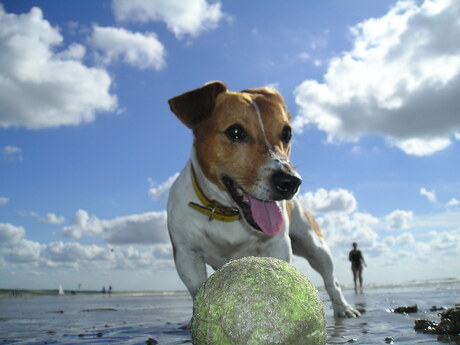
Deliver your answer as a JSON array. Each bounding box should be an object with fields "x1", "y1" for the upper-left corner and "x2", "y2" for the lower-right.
[{"x1": 1, "y1": 279, "x2": 459, "y2": 345}]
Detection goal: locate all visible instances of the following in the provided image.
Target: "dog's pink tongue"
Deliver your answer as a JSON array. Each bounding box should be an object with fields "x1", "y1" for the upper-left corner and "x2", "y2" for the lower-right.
[{"x1": 248, "y1": 195, "x2": 283, "y2": 237}]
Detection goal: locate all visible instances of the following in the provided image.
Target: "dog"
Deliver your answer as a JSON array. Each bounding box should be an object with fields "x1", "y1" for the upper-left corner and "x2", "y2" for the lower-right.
[{"x1": 167, "y1": 81, "x2": 359, "y2": 318}]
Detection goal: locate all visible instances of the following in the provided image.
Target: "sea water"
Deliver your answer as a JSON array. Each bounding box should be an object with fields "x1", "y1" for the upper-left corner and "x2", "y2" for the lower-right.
[{"x1": 1, "y1": 279, "x2": 459, "y2": 345}]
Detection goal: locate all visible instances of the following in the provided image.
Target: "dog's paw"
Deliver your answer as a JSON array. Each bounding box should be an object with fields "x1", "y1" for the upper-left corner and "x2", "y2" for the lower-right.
[{"x1": 334, "y1": 304, "x2": 361, "y2": 318}]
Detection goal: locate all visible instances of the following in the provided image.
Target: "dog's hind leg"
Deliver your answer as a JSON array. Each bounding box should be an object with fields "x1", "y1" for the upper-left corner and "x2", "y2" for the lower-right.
[{"x1": 289, "y1": 198, "x2": 360, "y2": 318}]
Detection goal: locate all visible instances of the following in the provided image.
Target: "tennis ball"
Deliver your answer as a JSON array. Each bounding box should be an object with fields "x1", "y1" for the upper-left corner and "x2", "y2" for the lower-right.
[{"x1": 191, "y1": 256, "x2": 326, "y2": 345}]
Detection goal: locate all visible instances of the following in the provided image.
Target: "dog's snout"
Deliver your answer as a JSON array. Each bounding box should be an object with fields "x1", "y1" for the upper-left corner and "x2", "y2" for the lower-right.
[{"x1": 271, "y1": 171, "x2": 302, "y2": 199}]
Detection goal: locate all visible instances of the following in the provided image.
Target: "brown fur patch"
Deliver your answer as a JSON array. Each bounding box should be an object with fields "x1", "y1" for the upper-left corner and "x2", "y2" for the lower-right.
[
  {"x1": 286, "y1": 200, "x2": 294, "y2": 219},
  {"x1": 304, "y1": 210, "x2": 324, "y2": 237}
]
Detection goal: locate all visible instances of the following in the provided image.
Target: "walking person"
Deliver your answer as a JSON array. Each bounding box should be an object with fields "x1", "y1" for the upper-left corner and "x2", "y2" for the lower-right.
[{"x1": 349, "y1": 242, "x2": 366, "y2": 293}]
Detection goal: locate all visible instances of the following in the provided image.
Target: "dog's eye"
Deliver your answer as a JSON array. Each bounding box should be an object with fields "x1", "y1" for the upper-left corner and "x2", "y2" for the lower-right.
[
  {"x1": 281, "y1": 125, "x2": 292, "y2": 144},
  {"x1": 226, "y1": 124, "x2": 248, "y2": 142}
]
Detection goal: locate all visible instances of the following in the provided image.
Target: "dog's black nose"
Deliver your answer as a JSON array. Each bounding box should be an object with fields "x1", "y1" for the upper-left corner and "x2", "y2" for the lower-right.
[{"x1": 271, "y1": 171, "x2": 302, "y2": 199}]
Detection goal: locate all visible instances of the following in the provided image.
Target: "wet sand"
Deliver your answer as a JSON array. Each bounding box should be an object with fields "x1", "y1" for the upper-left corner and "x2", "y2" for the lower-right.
[{"x1": 1, "y1": 280, "x2": 459, "y2": 344}]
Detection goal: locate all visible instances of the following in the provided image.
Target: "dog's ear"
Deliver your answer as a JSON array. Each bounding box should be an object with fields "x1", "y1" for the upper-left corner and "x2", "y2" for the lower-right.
[{"x1": 168, "y1": 81, "x2": 227, "y2": 129}]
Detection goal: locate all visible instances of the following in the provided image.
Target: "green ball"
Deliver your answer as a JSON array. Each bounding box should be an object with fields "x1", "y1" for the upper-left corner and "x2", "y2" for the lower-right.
[{"x1": 191, "y1": 256, "x2": 326, "y2": 345}]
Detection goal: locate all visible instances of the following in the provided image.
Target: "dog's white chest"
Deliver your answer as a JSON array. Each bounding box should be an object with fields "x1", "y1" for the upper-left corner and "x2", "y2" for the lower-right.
[
  {"x1": 167, "y1": 161, "x2": 292, "y2": 270},
  {"x1": 200, "y1": 220, "x2": 288, "y2": 268}
]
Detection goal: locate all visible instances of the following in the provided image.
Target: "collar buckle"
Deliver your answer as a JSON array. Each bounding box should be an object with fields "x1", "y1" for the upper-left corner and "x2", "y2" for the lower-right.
[{"x1": 188, "y1": 164, "x2": 240, "y2": 222}]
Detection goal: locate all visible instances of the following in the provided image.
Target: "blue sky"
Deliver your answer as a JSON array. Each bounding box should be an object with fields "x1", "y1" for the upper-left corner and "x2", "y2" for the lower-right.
[{"x1": 1, "y1": 0, "x2": 459, "y2": 292}]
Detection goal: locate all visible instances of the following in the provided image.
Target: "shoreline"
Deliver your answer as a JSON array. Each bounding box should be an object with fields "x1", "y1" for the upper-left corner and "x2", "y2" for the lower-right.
[
  {"x1": 2, "y1": 276, "x2": 459, "y2": 298},
  {"x1": 0, "y1": 289, "x2": 189, "y2": 298}
]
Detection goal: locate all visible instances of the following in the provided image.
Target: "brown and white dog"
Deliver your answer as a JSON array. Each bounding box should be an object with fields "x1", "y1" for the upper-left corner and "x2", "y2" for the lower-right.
[{"x1": 167, "y1": 81, "x2": 359, "y2": 318}]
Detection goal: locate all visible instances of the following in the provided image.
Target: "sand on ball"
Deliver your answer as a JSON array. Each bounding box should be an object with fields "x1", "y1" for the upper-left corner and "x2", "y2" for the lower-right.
[{"x1": 191, "y1": 256, "x2": 326, "y2": 345}]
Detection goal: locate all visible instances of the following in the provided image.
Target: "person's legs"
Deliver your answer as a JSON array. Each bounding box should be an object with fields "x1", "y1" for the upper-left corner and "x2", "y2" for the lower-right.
[
  {"x1": 352, "y1": 266, "x2": 358, "y2": 292},
  {"x1": 358, "y1": 266, "x2": 363, "y2": 292}
]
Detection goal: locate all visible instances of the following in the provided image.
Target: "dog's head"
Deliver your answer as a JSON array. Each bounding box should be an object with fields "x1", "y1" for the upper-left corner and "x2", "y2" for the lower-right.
[{"x1": 168, "y1": 81, "x2": 301, "y2": 236}]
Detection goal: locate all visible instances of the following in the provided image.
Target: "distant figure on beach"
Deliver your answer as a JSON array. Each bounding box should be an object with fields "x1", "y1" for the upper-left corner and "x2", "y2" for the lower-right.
[
  {"x1": 102, "y1": 286, "x2": 106, "y2": 294},
  {"x1": 349, "y1": 242, "x2": 367, "y2": 293},
  {"x1": 108, "y1": 285, "x2": 112, "y2": 295}
]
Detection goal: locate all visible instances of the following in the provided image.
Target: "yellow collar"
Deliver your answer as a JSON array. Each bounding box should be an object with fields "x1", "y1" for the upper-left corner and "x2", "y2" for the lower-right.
[{"x1": 188, "y1": 164, "x2": 240, "y2": 222}]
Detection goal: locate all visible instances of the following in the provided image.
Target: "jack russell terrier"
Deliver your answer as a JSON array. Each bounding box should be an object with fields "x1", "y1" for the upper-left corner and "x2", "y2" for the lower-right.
[{"x1": 167, "y1": 81, "x2": 359, "y2": 318}]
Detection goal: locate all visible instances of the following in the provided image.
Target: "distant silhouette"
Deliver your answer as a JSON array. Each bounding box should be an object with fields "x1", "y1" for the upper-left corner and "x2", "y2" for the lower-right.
[
  {"x1": 349, "y1": 242, "x2": 367, "y2": 293},
  {"x1": 108, "y1": 285, "x2": 112, "y2": 295},
  {"x1": 102, "y1": 286, "x2": 106, "y2": 294}
]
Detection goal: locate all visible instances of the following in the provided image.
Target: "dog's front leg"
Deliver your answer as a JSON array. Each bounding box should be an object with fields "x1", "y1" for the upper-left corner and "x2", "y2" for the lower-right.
[
  {"x1": 300, "y1": 241, "x2": 360, "y2": 318},
  {"x1": 174, "y1": 247, "x2": 207, "y2": 300},
  {"x1": 173, "y1": 247, "x2": 207, "y2": 329},
  {"x1": 290, "y1": 199, "x2": 360, "y2": 318}
]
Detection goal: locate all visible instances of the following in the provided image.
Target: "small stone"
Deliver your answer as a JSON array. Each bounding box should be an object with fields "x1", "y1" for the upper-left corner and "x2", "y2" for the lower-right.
[
  {"x1": 437, "y1": 306, "x2": 460, "y2": 334},
  {"x1": 414, "y1": 319, "x2": 438, "y2": 331},
  {"x1": 414, "y1": 306, "x2": 460, "y2": 335},
  {"x1": 394, "y1": 305, "x2": 418, "y2": 314}
]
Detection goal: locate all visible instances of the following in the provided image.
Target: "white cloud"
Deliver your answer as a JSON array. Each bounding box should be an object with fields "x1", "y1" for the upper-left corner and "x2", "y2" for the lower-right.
[
  {"x1": 0, "y1": 237, "x2": 170, "y2": 270},
  {"x1": 62, "y1": 209, "x2": 169, "y2": 244},
  {"x1": 112, "y1": 244, "x2": 173, "y2": 270},
  {"x1": 42, "y1": 242, "x2": 110, "y2": 264},
  {"x1": 56, "y1": 42, "x2": 86, "y2": 61},
  {"x1": 299, "y1": 188, "x2": 357, "y2": 215},
  {"x1": 4, "y1": 239, "x2": 42, "y2": 264},
  {"x1": 420, "y1": 187, "x2": 437, "y2": 203},
  {"x1": 38, "y1": 213, "x2": 65, "y2": 225},
  {"x1": 112, "y1": 0, "x2": 225, "y2": 38},
  {"x1": 300, "y1": 205, "x2": 460, "y2": 286},
  {"x1": 314, "y1": 205, "x2": 459, "y2": 259},
  {"x1": 385, "y1": 210, "x2": 413, "y2": 230},
  {"x1": 298, "y1": 52, "x2": 310, "y2": 62},
  {"x1": 2, "y1": 146, "x2": 23, "y2": 161},
  {"x1": 0, "y1": 197, "x2": 8, "y2": 206},
  {"x1": 2, "y1": 146, "x2": 21, "y2": 155},
  {"x1": 309, "y1": 32, "x2": 328, "y2": 51},
  {"x1": 148, "y1": 173, "x2": 179, "y2": 200},
  {"x1": 384, "y1": 232, "x2": 416, "y2": 247},
  {"x1": 447, "y1": 198, "x2": 459, "y2": 207},
  {"x1": 412, "y1": 211, "x2": 460, "y2": 230},
  {"x1": 0, "y1": 220, "x2": 173, "y2": 272},
  {"x1": 428, "y1": 229, "x2": 460, "y2": 256},
  {"x1": 294, "y1": 0, "x2": 460, "y2": 156},
  {"x1": 90, "y1": 26, "x2": 166, "y2": 70},
  {"x1": 391, "y1": 137, "x2": 452, "y2": 156},
  {"x1": 318, "y1": 212, "x2": 380, "y2": 248},
  {"x1": 0, "y1": 223, "x2": 25, "y2": 244},
  {"x1": 297, "y1": 187, "x2": 459, "y2": 284},
  {"x1": 0, "y1": 6, "x2": 117, "y2": 129}
]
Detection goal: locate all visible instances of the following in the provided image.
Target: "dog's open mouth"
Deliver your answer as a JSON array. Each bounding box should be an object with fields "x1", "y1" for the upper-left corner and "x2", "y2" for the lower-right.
[{"x1": 222, "y1": 176, "x2": 283, "y2": 237}]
